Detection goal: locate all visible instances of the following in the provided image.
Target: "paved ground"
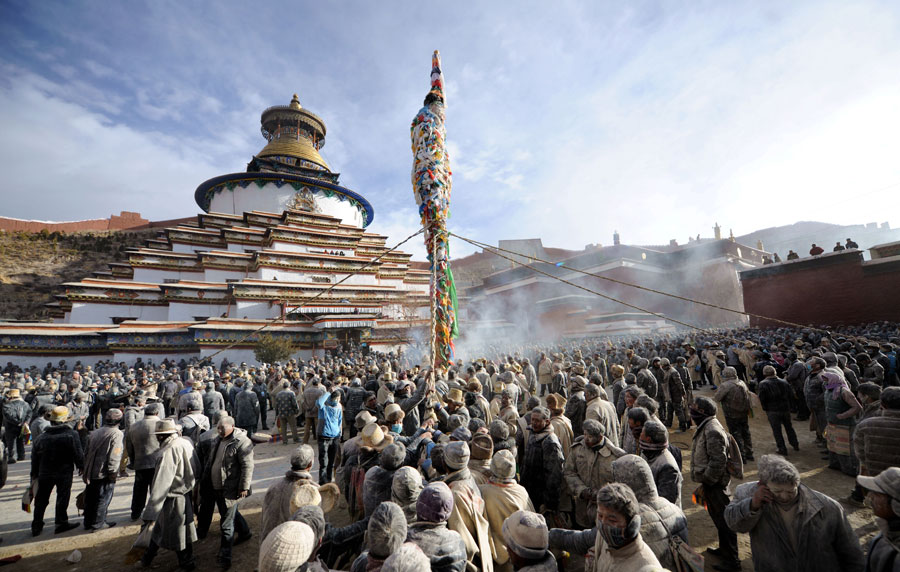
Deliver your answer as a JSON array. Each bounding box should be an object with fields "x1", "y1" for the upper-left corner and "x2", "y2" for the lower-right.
[{"x1": 0, "y1": 410, "x2": 323, "y2": 570}]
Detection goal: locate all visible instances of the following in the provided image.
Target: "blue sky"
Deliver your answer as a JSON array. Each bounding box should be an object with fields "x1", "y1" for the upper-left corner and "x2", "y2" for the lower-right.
[{"x1": 1, "y1": 1, "x2": 899, "y2": 260}]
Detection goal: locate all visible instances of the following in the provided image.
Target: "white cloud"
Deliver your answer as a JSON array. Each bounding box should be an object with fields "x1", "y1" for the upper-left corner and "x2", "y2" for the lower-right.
[
  {"x1": 0, "y1": 0, "x2": 898, "y2": 260},
  {"x1": 0, "y1": 68, "x2": 226, "y2": 221}
]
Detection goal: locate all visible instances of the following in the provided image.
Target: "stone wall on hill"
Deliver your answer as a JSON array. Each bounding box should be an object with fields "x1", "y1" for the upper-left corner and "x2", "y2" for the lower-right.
[{"x1": 0, "y1": 211, "x2": 150, "y2": 232}]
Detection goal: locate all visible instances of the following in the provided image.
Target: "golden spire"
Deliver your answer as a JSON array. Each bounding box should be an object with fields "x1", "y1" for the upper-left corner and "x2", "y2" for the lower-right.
[{"x1": 289, "y1": 94, "x2": 302, "y2": 110}]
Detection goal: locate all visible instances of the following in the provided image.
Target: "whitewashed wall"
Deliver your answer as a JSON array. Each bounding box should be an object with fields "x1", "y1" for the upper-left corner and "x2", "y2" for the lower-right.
[
  {"x1": 133, "y1": 267, "x2": 203, "y2": 283},
  {"x1": 226, "y1": 243, "x2": 262, "y2": 253},
  {"x1": 233, "y1": 300, "x2": 280, "y2": 320},
  {"x1": 0, "y1": 353, "x2": 114, "y2": 370},
  {"x1": 113, "y1": 351, "x2": 200, "y2": 364},
  {"x1": 68, "y1": 302, "x2": 168, "y2": 324},
  {"x1": 170, "y1": 243, "x2": 213, "y2": 255},
  {"x1": 204, "y1": 268, "x2": 248, "y2": 282},
  {"x1": 208, "y1": 183, "x2": 366, "y2": 228},
  {"x1": 167, "y1": 303, "x2": 230, "y2": 322},
  {"x1": 198, "y1": 347, "x2": 314, "y2": 365}
]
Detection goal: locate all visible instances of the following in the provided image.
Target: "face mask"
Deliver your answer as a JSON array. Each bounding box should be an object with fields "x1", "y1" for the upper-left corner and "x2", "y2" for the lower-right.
[
  {"x1": 599, "y1": 515, "x2": 640, "y2": 549},
  {"x1": 690, "y1": 410, "x2": 707, "y2": 426},
  {"x1": 391, "y1": 424, "x2": 402, "y2": 434}
]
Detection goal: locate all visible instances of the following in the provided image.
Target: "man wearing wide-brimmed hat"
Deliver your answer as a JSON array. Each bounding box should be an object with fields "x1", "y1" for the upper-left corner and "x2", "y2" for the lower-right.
[
  {"x1": 31, "y1": 405, "x2": 82, "y2": 536},
  {"x1": 360, "y1": 422, "x2": 394, "y2": 452},
  {"x1": 140, "y1": 417, "x2": 197, "y2": 570}
]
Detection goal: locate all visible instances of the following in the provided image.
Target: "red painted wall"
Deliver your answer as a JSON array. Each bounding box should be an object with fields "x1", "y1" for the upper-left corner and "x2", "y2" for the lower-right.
[{"x1": 740, "y1": 251, "x2": 900, "y2": 327}]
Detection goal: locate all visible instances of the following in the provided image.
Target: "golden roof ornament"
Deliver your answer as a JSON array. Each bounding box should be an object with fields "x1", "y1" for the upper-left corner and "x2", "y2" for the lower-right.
[{"x1": 290, "y1": 93, "x2": 302, "y2": 110}]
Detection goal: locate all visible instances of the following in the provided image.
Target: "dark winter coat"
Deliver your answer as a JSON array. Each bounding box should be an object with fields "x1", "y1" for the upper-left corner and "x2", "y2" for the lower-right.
[
  {"x1": 362, "y1": 465, "x2": 397, "y2": 518},
  {"x1": 202, "y1": 389, "x2": 225, "y2": 418},
  {"x1": 864, "y1": 529, "x2": 900, "y2": 572},
  {"x1": 399, "y1": 377, "x2": 429, "y2": 435},
  {"x1": 407, "y1": 521, "x2": 467, "y2": 572},
  {"x1": 663, "y1": 368, "x2": 686, "y2": 404},
  {"x1": 2, "y1": 398, "x2": 31, "y2": 428},
  {"x1": 521, "y1": 428, "x2": 564, "y2": 510},
  {"x1": 757, "y1": 376, "x2": 793, "y2": 413},
  {"x1": 690, "y1": 416, "x2": 729, "y2": 487},
  {"x1": 804, "y1": 371, "x2": 827, "y2": 411},
  {"x1": 636, "y1": 369, "x2": 658, "y2": 399},
  {"x1": 564, "y1": 391, "x2": 587, "y2": 437},
  {"x1": 345, "y1": 385, "x2": 368, "y2": 421},
  {"x1": 31, "y1": 423, "x2": 84, "y2": 480},
  {"x1": 233, "y1": 389, "x2": 260, "y2": 427},
  {"x1": 203, "y1": 428, "x2": 254, "y2": 499}
]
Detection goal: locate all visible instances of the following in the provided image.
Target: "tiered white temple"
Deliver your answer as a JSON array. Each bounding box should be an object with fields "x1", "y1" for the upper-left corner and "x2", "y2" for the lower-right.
[{"x1": 0, "y1": 95, "x2": 430, "y2": 366}]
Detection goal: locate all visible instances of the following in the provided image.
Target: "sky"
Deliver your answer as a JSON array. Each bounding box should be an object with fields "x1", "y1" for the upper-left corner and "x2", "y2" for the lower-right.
[{"x1": 1, "y1": 1, "x2": 899, "y2": 260}]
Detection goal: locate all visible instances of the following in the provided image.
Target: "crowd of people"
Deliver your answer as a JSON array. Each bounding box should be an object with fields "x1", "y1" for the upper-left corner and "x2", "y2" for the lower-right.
[
  {"x1": 1, "y1": 320, "x2": 899, "y2": 571},
  {"x1": 768, "y1": 237, "x2": 859, "y2": 263}
]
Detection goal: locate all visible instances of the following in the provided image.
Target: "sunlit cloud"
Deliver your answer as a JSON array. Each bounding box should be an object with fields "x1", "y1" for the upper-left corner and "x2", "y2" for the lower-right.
[{"x1": 0, "y1": 0, "x2": 897, "y2": 257}]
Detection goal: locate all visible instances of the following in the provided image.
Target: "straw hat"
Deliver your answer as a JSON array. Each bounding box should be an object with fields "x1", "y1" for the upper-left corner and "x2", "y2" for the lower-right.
[
  {"x1": 355, "y1": 410, "x2": 376, "y2": 429},
  {"x1": 153, "y1": 418, "x2": 180, "y2": 435},
  {"x1": 546, "y1": 394, "x2": 567, "y2": 414},
  {"x1": 360, "y1": 423, "x2": 394, "y2": 451},
  {"x1": 290, "y1": 484, "x2": 322, "y2": 514},
  {"x1": 50, "y1": 406, "x2": 70, "y2": 423},
  {"x1": 317, "y1": 482, "x2": 340, "y2": 513},
  {"x1": 384, "y1": 403, "x2": 404, "y2": 422},
  {"x1": 6, "y1": 389, "x2": 20, "y2": 399},
  {"x1": 445, "y1": 388, "x2": 464, "y2": 406}
]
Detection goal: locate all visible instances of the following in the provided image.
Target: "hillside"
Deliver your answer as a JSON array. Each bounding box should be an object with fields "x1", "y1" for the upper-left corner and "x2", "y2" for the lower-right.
[
  {"x1": 0, "y1": 230, "x2": 156, "y2": 321},
  {"x1": 737, "y1": 220, "x2": 899, "y2": 257}
]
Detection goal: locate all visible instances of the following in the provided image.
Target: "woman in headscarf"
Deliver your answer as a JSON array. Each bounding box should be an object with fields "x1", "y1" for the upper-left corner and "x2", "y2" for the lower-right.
[{"x1": 822, "y1": 371, "x2": 862, "y2": 476}]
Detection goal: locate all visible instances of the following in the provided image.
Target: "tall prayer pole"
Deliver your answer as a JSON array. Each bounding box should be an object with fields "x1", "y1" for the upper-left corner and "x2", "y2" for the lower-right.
[{"x1": 411, "y1": 51, "x2": 458, "y2": 372}]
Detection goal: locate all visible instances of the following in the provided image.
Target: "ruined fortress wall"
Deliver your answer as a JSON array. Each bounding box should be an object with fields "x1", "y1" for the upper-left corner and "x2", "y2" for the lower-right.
[
  {"x1": 0, "y1": 211, "x2": 149, "y2": 232},
  {"x1": 0, "y1": 212, "x2": 195, "y2": 233}
]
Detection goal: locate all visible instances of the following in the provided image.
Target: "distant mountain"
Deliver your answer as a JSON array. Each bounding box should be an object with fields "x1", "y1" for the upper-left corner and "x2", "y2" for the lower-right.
[{"x1": 736, "y1": 220, "x2": 899, "y2": 258}]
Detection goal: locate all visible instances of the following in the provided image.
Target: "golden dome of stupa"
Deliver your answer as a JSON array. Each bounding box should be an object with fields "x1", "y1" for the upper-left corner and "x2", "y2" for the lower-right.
[{"x1": 257, "y1": 94, "x2": 330, "y2": 171}]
